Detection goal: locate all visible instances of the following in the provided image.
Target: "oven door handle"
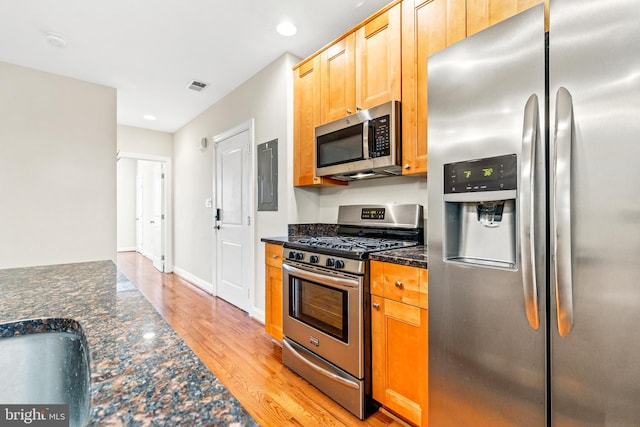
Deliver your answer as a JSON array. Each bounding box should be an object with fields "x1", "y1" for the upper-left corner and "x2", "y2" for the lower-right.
[
  {"x1": 283, "y1": 339, "x2": 360, "y2": 390},
  {"x1": 283, "y1": 263, "x2": 360, "y2": 290}
]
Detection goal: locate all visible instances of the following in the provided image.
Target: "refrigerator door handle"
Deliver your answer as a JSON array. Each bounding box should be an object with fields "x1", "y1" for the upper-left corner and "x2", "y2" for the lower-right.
[
  {"x1": 553, "y1": 87, "x2": 574, "y2": 337},
  {"x1": 520, "y1": 94, "x2": 540, "y2": 330}
]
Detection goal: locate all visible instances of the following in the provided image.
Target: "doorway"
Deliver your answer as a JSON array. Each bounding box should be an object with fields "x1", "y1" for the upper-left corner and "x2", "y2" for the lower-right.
[
  {"x1": 213, "y1": 120, "x2": 255, "y2": 313},
  {"x1": 116, "y1": 153, "x2": 172, "y2": 273}
]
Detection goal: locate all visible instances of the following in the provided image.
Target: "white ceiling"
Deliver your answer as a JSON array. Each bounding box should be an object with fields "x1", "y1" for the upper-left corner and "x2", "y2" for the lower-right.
[{"x1": 0, "y1": 0, "x2": 391, "y2": 133}]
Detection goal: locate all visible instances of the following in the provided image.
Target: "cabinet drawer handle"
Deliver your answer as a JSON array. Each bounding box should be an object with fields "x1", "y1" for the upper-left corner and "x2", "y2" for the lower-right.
[
  {"x1": 395, "y1": 281, "x2": 403, "y2": 288},
  {"x1": 346, "y1": 108, "x2": 352, "y2": 114},
  {"x1": 372, "y1": 303, "x2": 380, "y2": 309},
  {"x1": 272, "y1": 254, "x2": 278, "y2": 259}
]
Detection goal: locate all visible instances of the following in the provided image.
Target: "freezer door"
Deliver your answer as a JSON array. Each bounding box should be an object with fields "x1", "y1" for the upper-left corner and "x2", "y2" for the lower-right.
[
  {"x1": 549, "y1": 0, "x2": 640, "y2": 425},
  {"x1": 428, "y1": 5, "x2": 546, "y2": 426}
]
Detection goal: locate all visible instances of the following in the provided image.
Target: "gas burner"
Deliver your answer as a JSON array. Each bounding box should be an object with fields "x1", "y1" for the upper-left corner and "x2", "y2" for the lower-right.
[{"x1": 291, "y1": 236, "x2": 410, "y2": 253}]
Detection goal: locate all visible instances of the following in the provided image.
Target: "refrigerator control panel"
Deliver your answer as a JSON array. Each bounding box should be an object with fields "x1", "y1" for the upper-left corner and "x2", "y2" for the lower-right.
[{"x1": 444, "y1": 154, "x2": 517, "y2": 193}]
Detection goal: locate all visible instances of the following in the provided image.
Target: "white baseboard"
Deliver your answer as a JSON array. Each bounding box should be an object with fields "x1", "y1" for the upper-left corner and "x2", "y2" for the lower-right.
[
  {"x1": 117, "y1": 247, "x2": 137, "y2": 252},
  {"x1": 173, "y1": 266, "x2": 214, "y2": 295},
  {"x1": 252, "y1": 307, "x2": 265, "y2": 324}
]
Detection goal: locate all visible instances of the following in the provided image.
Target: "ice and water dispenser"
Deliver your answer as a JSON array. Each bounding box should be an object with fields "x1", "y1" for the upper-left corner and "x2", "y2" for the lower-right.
[{"x1": 443, "y1": 154, "x2": 518, "y2": 269}]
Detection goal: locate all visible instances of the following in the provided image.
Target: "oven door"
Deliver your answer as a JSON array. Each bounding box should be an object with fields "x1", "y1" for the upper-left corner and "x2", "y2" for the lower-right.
[{"x1": 282, "y1": 261, "x2": 363, "y2": 378}]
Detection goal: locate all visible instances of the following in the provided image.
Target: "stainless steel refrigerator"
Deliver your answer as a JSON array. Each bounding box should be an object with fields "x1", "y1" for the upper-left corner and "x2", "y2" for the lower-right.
[{"x1": 427, "y1": 1, "x2": 640, "y2": 425}]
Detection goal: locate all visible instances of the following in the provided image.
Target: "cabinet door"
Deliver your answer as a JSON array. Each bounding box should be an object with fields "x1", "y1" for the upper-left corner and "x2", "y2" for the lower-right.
[
  {"x1": 264, "y1": 243, "x2": 283, "y2": 341},
  {"x1": 372, "y1": 295, "x2": 428, "y2": 426},
  {"x1": 293, "y1": 57, "x2": 346, "y2": 187},
  {"x1": 370, "y1": 260, "x2": 429, "y2": 309},
  {"x1": 402, "y1": 0, "x2": 466, "y2": 175},
  {"x1": 265, "y1": 264, "x2": 283, "y2": 341},
  {"x1": 355, "y1": 4, "x2": 401, "y2": 111},
  {"x1": 293, "y1": 57, "x2": 320, "y2": 186},
  {"x1": 320, "y1": 34, "x2": 356, "y2": 123},
  {"x1": 467, "y1": 0, "x2": 543, "y2": 36}
]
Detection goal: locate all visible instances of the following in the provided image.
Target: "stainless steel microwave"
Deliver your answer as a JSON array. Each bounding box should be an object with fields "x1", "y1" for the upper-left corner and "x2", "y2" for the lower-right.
[{"x1": 314, "y1": 100, "x2": 401, "y2": 181}]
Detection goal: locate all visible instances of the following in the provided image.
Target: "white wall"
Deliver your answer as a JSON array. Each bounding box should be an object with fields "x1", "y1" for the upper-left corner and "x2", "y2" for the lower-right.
[
  {"x1": 174, "y1": 53, "x2": 313, "y2": 320},
  {"x1": 117, "y1": 125, "x2": 172, "y2": 157},
  {"x1": 0, "y1": 61, "x2": 116, "y2": 269},
  {"x1": 317, "y1": 175, "x2": 428, "y2": 223},
  {"x1": 117, "y1": 158, "x2": 137, "y2": 251}
]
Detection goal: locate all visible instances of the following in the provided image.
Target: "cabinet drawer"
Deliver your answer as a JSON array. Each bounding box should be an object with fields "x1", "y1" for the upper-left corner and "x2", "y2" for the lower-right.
[
  {"x1": 265, "y1": 243, "x2": 283, "y2": 268},
  {"x1": 370, "y1": 260, "x2": 428, "y2": 309}
]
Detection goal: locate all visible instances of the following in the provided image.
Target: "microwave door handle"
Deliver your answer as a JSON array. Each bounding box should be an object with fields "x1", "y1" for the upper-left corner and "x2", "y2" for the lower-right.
[{"x1": 363, "y1": 120, "x2": 371, "y2": 159}]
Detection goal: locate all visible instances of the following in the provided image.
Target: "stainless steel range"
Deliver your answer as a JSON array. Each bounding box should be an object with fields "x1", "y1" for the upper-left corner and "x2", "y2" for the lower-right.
[{"x1": 282, "y1": 204, "x2": 424, "y2": 419}]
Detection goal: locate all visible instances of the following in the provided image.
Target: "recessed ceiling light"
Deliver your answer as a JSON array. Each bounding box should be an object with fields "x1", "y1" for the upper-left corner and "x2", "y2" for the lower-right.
[
  {"x1": 45, "y1": 32, "x2": 67, "y2": 48},
  {"x1": 143, "y1": 114, "x2": 157, "y2": 121},
  {"x1": 276, "y1": 22, "x2": 297, "y2": 37}
]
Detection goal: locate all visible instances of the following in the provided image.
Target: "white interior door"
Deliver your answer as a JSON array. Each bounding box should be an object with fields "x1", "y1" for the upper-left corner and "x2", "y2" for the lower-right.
[
  {"x1": 137, "y1": 160, "x2": 165, "y2": 272},
  {"x1": 215, "y1": 126, "x2": 253, "y2": 312},
  {"x1": 150, "y1": 162, "x2": 164, "y2": 272}
]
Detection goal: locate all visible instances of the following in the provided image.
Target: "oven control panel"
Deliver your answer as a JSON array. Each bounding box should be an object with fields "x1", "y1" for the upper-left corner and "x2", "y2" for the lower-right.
[{"x1": 284, "y1": 249, "x2": 365, "y2": 275}]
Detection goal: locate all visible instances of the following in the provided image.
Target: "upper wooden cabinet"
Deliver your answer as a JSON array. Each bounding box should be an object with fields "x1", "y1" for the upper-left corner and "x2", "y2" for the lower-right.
[
  {"x1": 467, "y1": 0, "x2": 545, "y2": 36},
  {"x1": 293, "y1": 56, "x2": 346, "y2": 187},
  {"x1": 355, "y1": 5, "x2": 402, "y2": 112},
  {"x1": 320, "y1": 34, "x2": 356, "y2": 123},
  {"x1": 401, "y1": 0, "x2": 466, "y2": 175},
  {"x1": 321, "y1": 3, "x2": 401, "y2": 123}
]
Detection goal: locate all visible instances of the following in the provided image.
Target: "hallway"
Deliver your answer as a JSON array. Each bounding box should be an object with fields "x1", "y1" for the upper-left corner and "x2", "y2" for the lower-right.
[{"x1": 115, "y1": 251, "x2": 408, "y2": 427}]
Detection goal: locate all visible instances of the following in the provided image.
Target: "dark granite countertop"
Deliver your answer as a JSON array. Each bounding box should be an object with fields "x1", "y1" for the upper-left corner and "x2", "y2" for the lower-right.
[
  {"x1": 260, "y1": 236, "x2": 289, "y2": 245},
  {"x1": 369, "y1": 245, "x2": 428, "y2": 269},
  {"x1": 0, "y1": 261, "x2": 257, "y2": 426}
]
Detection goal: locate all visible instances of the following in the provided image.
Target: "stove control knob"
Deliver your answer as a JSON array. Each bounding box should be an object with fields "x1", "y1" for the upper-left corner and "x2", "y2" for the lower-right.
[
  {"x1": 335, "y1": 260, "x2": 345, "y2": 269},
  {"x1": 326, "y1": 258, "x2": 335, "y2": 267},
  {"x1": 295, "y1": 252, "x2": 305, "y2": 260},
  {"x1": 309, "y1": 255, "x2": 319, "y2": 264},
  {"x1": 288, "y1": 251, "x2": 296, "y2": 259}
]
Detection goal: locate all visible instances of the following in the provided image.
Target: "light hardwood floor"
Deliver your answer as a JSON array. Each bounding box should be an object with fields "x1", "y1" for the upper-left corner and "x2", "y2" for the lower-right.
[{"x1": 116, "y1": 252, "x2": 411, "y2": 427}]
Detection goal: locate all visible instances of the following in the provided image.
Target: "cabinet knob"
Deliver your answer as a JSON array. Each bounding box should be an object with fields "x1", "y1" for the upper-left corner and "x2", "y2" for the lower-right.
[
  {"x1": 272, "y1": 254, "x2": 278, "y2": 259},
  {"x1": 395, "y1": 281, "x2": 403, "y2": 288},
  {"x1": 372, "y1": 303, "x2": 380, "y2": 309},
  {"x1": 356, "y1": 106, "x2": 362, "y2": 111},
  {"x1": 346, "y1": 108, "x2": 352, "y2": 114},
  {"x1": 404, "y1": 163, "x2": 410, "y2": 169}
]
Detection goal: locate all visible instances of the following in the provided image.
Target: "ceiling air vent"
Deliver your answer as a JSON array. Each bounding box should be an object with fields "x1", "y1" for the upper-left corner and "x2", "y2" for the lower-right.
[{"x1": 187, "y1": 80, "x2": 208, "y2": 92}]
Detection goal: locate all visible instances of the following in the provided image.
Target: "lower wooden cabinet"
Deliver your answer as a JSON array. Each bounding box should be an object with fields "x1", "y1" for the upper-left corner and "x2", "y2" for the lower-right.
[
  {"x1": 371, "y1": 260, "x2": 428, "y2": 426},
  {"x1": 264, "y1": 243, "x2": 283, "y2": 341}
]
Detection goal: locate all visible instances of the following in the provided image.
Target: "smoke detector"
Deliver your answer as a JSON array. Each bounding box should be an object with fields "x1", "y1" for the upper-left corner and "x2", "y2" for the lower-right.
[
  {"x1": 187, "y1": 80, "x2": 209, "y2": 92},
  {"x1": 45, "y1": 32, "x2": 67, "y2": 48}
]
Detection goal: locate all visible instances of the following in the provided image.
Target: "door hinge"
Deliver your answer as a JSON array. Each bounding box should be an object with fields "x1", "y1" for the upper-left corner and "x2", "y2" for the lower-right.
[
  {"x1": 247, "y1": 288, "x2": 251, "y2": 299},
  {"x1": 247, "y1": 144, "x2": 251, "y2": 154},
  {"x1": 161, "y1": 255, "x2": 165, "y2": 261},
  {"x1": 247, "y1": 216, "x2": 251, "y2": 225},
  {"x1": 161, "y1": 173, "x2": 165, "y2": 179},
  {"x1": 161, "y1": 214, "x2": 165, "y2": 220}
]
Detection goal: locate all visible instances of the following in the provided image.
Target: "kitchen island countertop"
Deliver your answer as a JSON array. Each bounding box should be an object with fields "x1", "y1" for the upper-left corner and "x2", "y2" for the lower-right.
[{"x1": 0, "y1": 261, "x2": 257, "y2": 426}]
